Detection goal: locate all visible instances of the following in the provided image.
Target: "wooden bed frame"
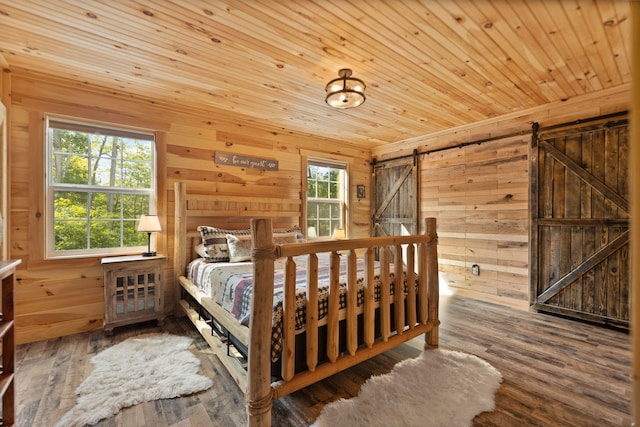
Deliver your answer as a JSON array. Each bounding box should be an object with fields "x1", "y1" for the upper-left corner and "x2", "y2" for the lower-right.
[{"x1": 173, "y1": 182, "x2": 440, "y2": 426}]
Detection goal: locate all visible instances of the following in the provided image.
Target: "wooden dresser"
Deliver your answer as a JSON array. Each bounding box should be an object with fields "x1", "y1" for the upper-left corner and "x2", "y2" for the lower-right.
[{"x1": 0, "y1": 260, "x2": 20, "y2": 426}]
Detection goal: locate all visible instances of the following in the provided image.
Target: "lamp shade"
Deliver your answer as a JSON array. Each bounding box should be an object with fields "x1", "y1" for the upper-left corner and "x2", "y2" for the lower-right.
[
  {"x1": 137, "y1": 214, "x2": 162, "y2": 233},
  {"x1": 332, "y1": 228, "x2": 346, "y2": 240},
  {"x1": 325, "y1": 68, "x2": 366, "y2": 109}
]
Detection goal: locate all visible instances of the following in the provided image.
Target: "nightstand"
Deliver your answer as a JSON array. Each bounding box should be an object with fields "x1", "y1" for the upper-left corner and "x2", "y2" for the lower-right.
[{"x1": 102, "y1": 254, "x2": 166, "y2": 334}]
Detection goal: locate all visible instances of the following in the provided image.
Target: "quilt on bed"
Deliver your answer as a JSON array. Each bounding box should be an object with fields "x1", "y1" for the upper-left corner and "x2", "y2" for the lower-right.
[{"x1": 187, "y1": 254, "x2": 401, "y2": 362}]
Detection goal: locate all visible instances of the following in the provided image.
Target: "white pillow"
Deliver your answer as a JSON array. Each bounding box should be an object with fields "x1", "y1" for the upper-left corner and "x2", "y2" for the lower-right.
[
  {"x1": 195, "y1": 243, "x2": 208, "y2": 259},
  {"x1": 226, "y1": 234, "x2": 252, "y2": 262},
  {"x1": 226, "y1": 232, "x2": 299, "y2": 262}
]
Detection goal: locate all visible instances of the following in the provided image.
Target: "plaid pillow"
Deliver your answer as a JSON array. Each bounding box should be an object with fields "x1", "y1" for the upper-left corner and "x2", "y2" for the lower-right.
[{"x1": 197, "y1": 226, "x2": 251, "y2": 262}]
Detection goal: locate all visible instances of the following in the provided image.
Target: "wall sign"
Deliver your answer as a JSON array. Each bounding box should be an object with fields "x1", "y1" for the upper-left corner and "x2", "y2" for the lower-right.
[{"x1": 215, "y1": 152, "x2": 279, "y2": 171}]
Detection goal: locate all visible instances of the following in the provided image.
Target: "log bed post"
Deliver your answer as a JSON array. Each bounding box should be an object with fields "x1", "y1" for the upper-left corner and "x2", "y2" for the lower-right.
[
  {"x1": 425, "y1": 217, "x2": 440, "y2": 349},
  {"x1": 174, "y1": 182, "x2": 187, "y2": 314},
  {"x1": 247, "y1": 218, "x2": 276, "y2": 427}
]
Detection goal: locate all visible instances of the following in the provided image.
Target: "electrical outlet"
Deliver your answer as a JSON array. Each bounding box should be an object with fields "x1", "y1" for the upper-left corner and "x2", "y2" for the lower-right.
[{"x1": 471, "y1": 264, "x2": 480, "y2": 276}]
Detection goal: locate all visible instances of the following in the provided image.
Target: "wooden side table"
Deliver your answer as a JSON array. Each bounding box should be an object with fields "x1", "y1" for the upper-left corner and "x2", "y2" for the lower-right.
[{"x1": 102, "y1": 254, "x2": 166, "y2": 334}]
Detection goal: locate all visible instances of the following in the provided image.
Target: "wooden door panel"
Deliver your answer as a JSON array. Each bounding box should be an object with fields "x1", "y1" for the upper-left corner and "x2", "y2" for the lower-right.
[
  {"x1": 372, "y1": 156, "x2": 418, "y2": 238},
  {"x1": 531, "y1": 115, "x2": 630, "y2": 328}
]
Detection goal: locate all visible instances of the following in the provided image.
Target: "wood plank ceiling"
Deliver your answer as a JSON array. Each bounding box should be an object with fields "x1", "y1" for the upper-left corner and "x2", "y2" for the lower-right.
[{"x1": 0, "y1": 0, "x2": 632, "y2": 149}]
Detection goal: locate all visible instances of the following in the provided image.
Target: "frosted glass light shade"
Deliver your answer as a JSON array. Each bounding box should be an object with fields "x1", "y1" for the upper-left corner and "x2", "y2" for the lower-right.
[{"x1": 325, "y1": 69, "x2": 366, "y2": 109}]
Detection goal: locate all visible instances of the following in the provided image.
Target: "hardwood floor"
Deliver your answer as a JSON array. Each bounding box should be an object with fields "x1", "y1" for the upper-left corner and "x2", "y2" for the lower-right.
[{"x1": 15, "y1": 295, "x2": 632, "y2": 426}]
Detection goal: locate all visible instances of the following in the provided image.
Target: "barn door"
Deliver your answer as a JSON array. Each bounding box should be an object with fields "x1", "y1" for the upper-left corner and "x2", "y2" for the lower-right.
[
  {"x1": 530, "y1": 115, "x2": 630, "y2": 328},
  {"x1": 372, "y1": 153, "x2": 418, "y2": 238}
]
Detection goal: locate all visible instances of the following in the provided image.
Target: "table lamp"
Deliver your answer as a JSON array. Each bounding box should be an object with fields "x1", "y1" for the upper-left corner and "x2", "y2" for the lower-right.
[
  {"x1": 332, "y1": 228, "x2": 346, "y2": 240},
  {"x1": 137, "y1": 214, "x2": 162, "y2": 256}
]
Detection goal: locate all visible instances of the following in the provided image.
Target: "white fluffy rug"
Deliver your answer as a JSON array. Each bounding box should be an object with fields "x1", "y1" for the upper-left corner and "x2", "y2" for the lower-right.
[
  {"x1": 55, "y1": 334, "x2": 213, "y2": 427},
  {"x1": 312, "y1": 349, "x2": 502, "y2": 427}
]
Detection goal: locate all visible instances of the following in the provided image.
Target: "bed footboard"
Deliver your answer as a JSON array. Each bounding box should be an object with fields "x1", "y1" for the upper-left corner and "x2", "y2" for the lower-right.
[{"x1": 246, "y1": 217, "x2": 439, "y2": 427}]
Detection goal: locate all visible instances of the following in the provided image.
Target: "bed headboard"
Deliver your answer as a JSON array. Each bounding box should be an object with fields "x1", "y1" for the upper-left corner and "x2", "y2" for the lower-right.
[{"x1": 173, "y1": 181, "x2": 302, "y2": 281}]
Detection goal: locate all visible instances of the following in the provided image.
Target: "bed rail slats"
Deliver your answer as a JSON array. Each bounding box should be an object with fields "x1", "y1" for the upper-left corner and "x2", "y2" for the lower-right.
[
  {"x1": 394, "y1": 245, "x2": 405, "y2": 336},
  {"x1": 272, "y1": 219, "x2": 440, "y2": 407},
  {"x1": 282, "y1": 257, "x2": 296, "y2": 381},
  {"x1": 418, "y1": 241, "x2": 428, "y2": 325},
  {"x1": 327, "y1": 251, "x2": 341, "y2": 363},
  {"x1": 406, "y1": 244, "x2": 416, "y2": 329},
  {"x1": 346, "y1": 250, "x2": 358, "y2": 356},
  {"x1": 306, "y1": 254, "x2": 319, "y2": 372},
  {"x1": 379, "y1": 247, "x2": 391, "y2": 341},
  {"x1": 364, "y1": 248, "x2": 375, "y2": 348}
]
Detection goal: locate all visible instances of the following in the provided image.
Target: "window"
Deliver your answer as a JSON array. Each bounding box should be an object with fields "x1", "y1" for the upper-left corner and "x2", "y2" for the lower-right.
[
  {"x1": 306, "y1": 160, "x2": 347, "y2": 239},
  {"x1": 46, "y1": 118, "x2": 156, "y2": 257}
]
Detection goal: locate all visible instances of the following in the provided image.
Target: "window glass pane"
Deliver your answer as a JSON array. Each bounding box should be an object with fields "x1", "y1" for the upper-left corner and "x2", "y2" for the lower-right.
[
  {"x1": 51, "y1": 128, "x2": 89, "y2": 155},
  {"x1": 307, "y1": 202, "x2": 318, "y2": 219},
  {"x1": 318, "y1": 203, "x2": 330, "y2": 218},
  {"x1": 317, "y1": 220, "x2": 331, "y2": 237},
  {"x1": 91, "y1": 192, "x2": 120, "y2": 219},
  {"x1": 87, "y1": 137, "x2": 153, "y2": 188},
  {"x1": 90, "y1": 155, "x2": 116, "y2": 186},
  {"x1": 122, "y1": 194, "x2": 150, "y2": 217},
  {"x1": 330, "y1": 203, "x2": 340, "y2": 217},
  {"x1": 52, "y1": 153, "x2": 89, "y2": 184},
  {"x1": 55, "y1": 220, "x2": 88, "y2": 250},
  {"x1": 329, "y1": 181, "x2": 338, "y2": 199},
  {"x1": 317, "y1": 181, "x2": 328, "y2": 198},
  {"x1": 308, "y1": 167, "x2": 317, "y2": 180},
  {"x1": 124, "y1": 221, "x2": 146, "y2": 246},
  {"x1": 307, "y1": 180, "x2": 317, "y2": 198},
  {"x1": 90, "y1": 219, "x2": 121, "y2": 249},
  {"x1": 122, "y1": 159, "x2": 151, "y2": 188},
  {"x1": 54, "y1": 190, "x2": 88, "y2": 219}
]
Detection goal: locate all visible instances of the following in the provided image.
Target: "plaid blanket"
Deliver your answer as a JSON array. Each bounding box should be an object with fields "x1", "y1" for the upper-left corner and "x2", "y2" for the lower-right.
[{"x1": 187, "y1": 254, "x2": 395, "y2": 362}]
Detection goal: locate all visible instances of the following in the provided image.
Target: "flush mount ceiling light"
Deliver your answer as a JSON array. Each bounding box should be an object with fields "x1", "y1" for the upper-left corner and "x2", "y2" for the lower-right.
[{"x1": 325, "y1": 68, "x2": 366, "y2": 109}]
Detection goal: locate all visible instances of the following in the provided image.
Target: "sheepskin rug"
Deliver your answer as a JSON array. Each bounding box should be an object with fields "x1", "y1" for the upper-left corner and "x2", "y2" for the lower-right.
[
  {"x1": 55, "y1": 334, "x2": 213, "y2": 427},
  {"x1": 312, "y1": 349, "x2": 502, "y2": 427}
]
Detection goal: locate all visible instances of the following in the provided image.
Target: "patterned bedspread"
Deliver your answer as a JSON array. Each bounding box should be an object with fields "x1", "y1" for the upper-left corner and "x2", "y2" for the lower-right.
[{"x1": 187, "y1": 254, "x2": 394, "y2": 362}]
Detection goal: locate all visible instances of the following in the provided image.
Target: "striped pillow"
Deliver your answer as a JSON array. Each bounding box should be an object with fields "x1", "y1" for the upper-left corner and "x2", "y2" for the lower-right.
[{"x1": 197, "y1": 226, "x2": 250, "y2": 262}]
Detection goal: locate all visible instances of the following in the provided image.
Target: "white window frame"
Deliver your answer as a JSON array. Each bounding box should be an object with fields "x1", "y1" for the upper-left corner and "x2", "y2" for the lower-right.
[
  {"x1": 305, "y1": 158, "x2": 348, "y2": 240},
  {"x1": 45, "y1": 117, "x2": 157, "y2": 258}
]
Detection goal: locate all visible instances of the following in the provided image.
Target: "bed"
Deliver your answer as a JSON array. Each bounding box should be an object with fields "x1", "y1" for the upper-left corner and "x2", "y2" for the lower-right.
[{"x1": 173, "y1": 182, "x2": 440, "y2": 426}]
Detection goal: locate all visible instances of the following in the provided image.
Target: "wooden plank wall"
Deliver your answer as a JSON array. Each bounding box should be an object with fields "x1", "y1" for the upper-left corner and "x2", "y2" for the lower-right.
[
  {"x1": 5, "y1": 72, "x2": 372, "y2": 344},
  {"x1": 2, "y1": 69, "x2": 632, "y2": 341},
  {"x1": 420, "y1": 135, "x2": 530, "y2": 309},
  {"x1": 373, "y1": 85, "x2": 631, "y2": 310}
]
